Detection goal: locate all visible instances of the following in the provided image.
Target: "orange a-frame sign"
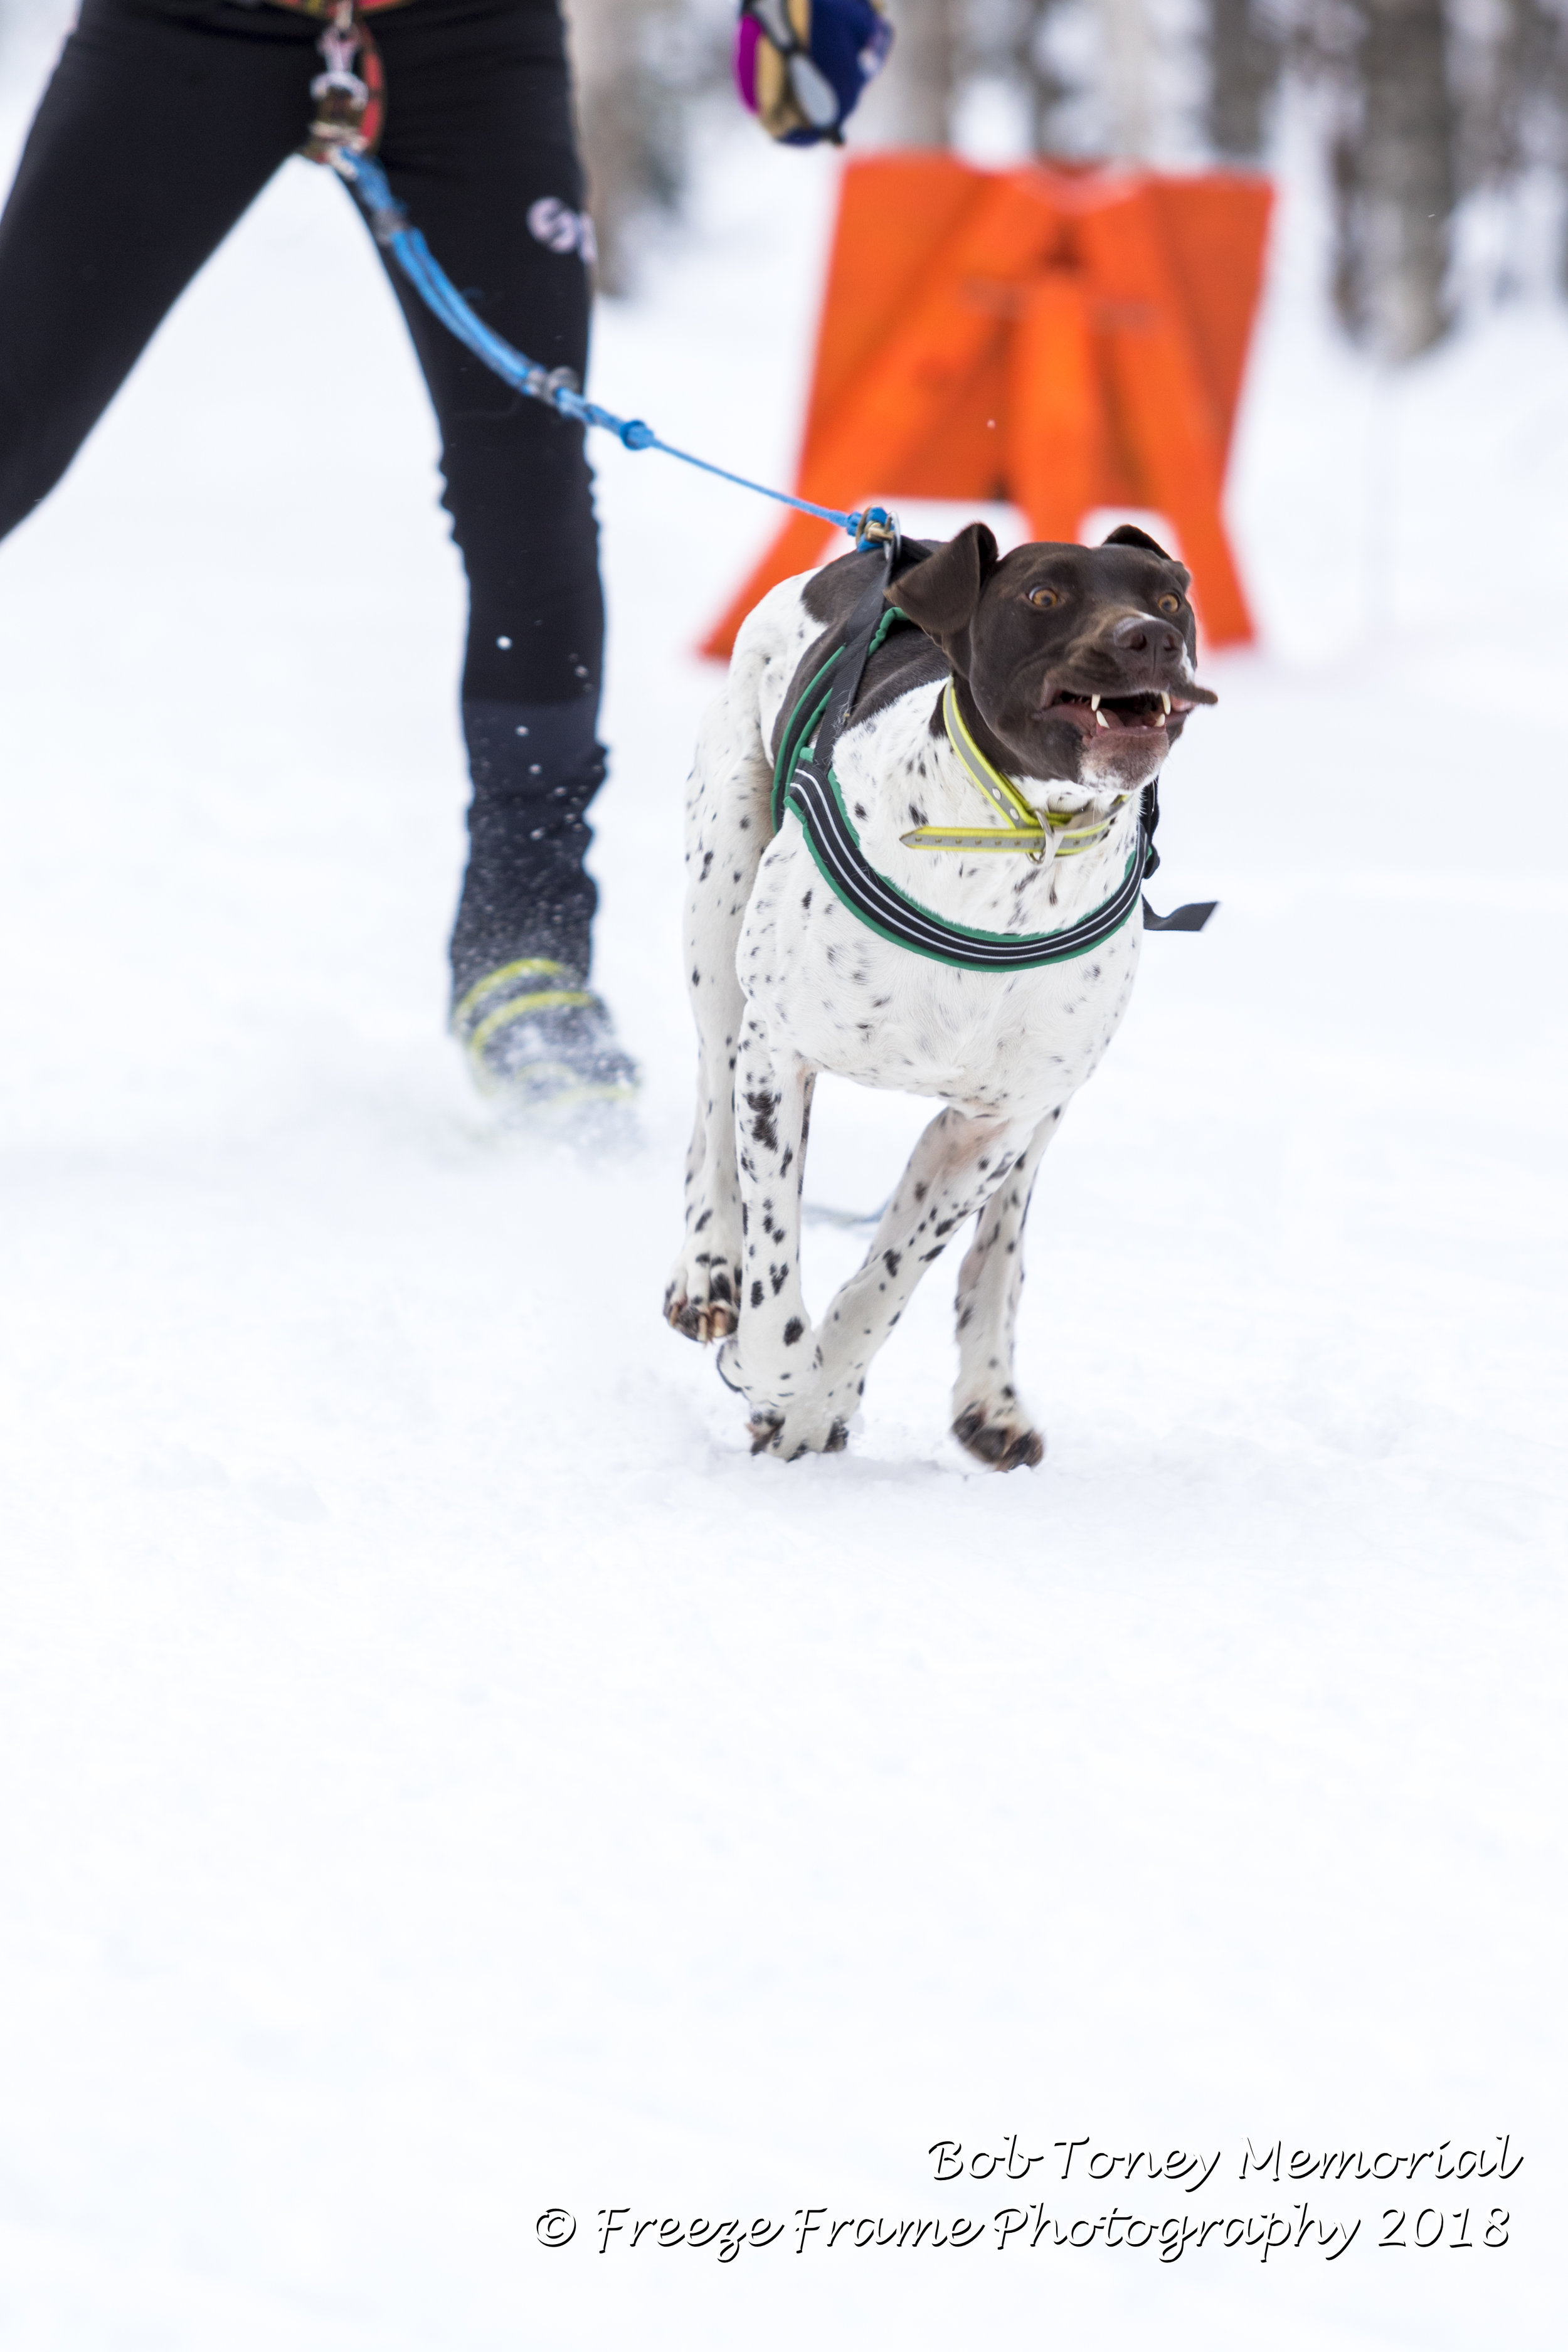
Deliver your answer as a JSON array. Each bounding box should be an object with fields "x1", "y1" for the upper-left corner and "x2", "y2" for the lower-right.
[{"x1": 701, "y1": 155, "x2": 1273, "y2": 657}]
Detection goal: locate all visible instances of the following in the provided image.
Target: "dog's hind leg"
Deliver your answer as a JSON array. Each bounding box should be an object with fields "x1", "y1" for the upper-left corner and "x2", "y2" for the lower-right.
[
  {"x1": 664, "y1": 661, "x2": 776, "y2": 1344},
  {"x1": 949, "y1": 1107, "x2": 1065, "y2": 1470}
]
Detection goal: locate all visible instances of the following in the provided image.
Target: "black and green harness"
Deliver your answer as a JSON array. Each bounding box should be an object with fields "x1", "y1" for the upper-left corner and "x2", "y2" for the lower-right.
[{"x1": 771, "y1": 566, "x2": 1216, "y2": 973}]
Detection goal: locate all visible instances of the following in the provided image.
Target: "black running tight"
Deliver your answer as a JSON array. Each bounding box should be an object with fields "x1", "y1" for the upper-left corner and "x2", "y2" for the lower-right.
[{"x1": 0, "y1": 0, "x2": 607, "y2": 995}]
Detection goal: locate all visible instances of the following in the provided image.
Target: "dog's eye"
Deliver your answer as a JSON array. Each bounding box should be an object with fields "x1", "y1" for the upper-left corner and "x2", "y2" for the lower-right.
[
  {"x1": 1027, "y1": 586, "x2": 1061, "y2": 610},
  {"x1": 1157, "y1": 593, "x2": 1182, "y2": 617}
]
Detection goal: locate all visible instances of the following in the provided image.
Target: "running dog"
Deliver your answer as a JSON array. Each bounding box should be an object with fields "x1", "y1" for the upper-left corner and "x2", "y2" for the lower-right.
[{"x1": 664, "y1": 521, "x2": 1216, "y2": 1465}]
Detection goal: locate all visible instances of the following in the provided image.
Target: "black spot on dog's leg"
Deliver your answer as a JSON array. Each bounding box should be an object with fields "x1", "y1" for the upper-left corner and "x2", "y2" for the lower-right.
[{"x1": 745, "y1": 1091, "x2": 780, "y2": 1153}]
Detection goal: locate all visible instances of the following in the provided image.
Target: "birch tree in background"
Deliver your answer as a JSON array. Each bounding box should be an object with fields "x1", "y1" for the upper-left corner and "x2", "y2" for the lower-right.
[
  {"x1": 1006, "y1": 1, "x2": 1074, "y2": 152},
  {"x1": 853, "y1": 0, "x2": 961, "y2": 143},
  {"x1": 887, "y1": 0, "x2": 1062, "y2": 152},
  {"x1": 563, "y1": 0, "x2": 727, "y2": 294},
  {"x1": 1096, "y1": 0, "x2": 1157, "y2": 152}
]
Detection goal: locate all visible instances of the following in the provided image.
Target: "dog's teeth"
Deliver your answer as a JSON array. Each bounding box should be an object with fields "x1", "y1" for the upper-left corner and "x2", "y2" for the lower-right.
[
  {"x1": 1160, "y1": 692, "x2": 1171, "y2": 715},
  {"x1": 1090, "y1": 694, "x2": 1101, "y2": 710},
  {"x1": 1096, "y1": 708, "x2": 1109, "y2": 729}
]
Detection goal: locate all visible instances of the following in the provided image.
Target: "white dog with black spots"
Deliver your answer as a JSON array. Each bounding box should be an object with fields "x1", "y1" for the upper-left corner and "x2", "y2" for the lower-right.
[{"x1": 665, "y1": 521, "x2": 1216, "y2": 1466}]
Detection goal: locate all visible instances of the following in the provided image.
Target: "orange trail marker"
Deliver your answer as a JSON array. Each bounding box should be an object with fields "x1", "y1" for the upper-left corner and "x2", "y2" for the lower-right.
[
  {"x1": 700, "y1": 156, "x2": 1272, "y2": 659},
  {"x1": 1007, "y1": 267, "x2": 1101, "y2": 547}
]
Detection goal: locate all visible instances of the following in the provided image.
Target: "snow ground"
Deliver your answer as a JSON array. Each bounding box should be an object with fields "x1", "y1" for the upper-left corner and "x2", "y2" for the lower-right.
[{"x1": 0, "y1": 18, "x2": 1563, "y2": 2349}]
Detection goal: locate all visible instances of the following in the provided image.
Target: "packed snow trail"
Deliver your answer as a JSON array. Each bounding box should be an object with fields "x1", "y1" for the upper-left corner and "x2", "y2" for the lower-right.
[{"x1": 0, "y1": 24, "x2": 1562, "y2": 2350}]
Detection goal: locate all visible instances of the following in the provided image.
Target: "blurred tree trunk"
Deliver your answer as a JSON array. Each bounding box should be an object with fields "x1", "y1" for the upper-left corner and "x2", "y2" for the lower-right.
[
  {"x1": 1096, "y1": 0, "x2": 1154, "y2": 157},
  {"x1": 1015, "y1": 0, "x2": 1069, "y2": 154},
  {"x1": 1334, "y1": 0, "x2": 1454, "y2": 358},
  {"x1": 563, "y1": 0, "x2": 689, "y2": 297},
  {"x1": 853, "y1": 0, "x2": 960, "y2": 145},
  {"x1": 1449, "y1": 0, "x2": 1568, "y2": 296},
  {"x1": 1207, "y1": 0, "x2": 1281, "y2": 161}
]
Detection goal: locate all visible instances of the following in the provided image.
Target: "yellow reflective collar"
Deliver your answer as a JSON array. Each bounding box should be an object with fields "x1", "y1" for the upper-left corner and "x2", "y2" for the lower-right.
[{"x1": 899, "y1": 681, "x2": 1124, "y2": 860}]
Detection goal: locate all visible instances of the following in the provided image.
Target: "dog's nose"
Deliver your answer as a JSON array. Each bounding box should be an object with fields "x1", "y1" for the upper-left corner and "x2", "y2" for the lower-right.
[{"x1": 1112, "y1": 613, "x2": 1183, "y2": 661}]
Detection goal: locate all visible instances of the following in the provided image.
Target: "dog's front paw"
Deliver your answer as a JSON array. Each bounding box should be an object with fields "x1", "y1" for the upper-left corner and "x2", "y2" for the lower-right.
[
  {"x1": 715, "y1": 1337, "x2": 840, "y2": 1459},
  {"x1": 952, "y1": 1401, "x2": 1045, "y2": 1473},
  {"x1": 747, "y1": 1404, "x2": 850, "y2": 1461},
  {"x1": 664, "y1": 1246, "x2": 743, "y2": 1343}
]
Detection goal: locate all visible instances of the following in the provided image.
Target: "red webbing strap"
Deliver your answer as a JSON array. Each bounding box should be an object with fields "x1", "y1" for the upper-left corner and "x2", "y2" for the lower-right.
[{"x1": 267, "y1": 0, "x2": 416, "y2": 16}]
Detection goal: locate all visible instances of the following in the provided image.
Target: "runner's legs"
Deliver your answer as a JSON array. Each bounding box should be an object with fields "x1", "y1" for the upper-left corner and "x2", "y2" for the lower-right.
[
  {"x1": 0, "y1": 0, "x2": 610, "y2": 1015},
  {"x1": 0, "y1": 0, "x2": 315, "y2": 538},
  {"x1": 368, "y1": 0, "x2": 607, "y2": 1000}
]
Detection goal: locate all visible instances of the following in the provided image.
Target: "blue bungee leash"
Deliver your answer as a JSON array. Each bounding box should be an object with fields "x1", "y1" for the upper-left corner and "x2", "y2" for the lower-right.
[{"x1": 329, "y1": 149, "x2": 899, "y2": 553}]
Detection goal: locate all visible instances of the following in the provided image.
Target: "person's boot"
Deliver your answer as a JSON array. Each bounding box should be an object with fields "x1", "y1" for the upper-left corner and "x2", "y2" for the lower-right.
[
  {"x1": 448, "y1": 702, "x2": 640, "y2": 1123},
  {"x1": 452, "y1": 955, "x2": 639, "y2": 1117}
]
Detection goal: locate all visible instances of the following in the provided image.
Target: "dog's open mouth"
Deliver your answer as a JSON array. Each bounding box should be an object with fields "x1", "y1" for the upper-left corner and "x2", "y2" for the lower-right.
[{"x1": 1041, "y1": 687, "x2": 1200, "y2": 736}]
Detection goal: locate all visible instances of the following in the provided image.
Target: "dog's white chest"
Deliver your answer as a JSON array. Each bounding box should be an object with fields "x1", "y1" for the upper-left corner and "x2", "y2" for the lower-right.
[
  {"x1": 737, "y1": 832, "x2": 1140, "y2": 1111},
  {"x1": 736, "y1": 687, "x2": 1144, "y2": 1116}
]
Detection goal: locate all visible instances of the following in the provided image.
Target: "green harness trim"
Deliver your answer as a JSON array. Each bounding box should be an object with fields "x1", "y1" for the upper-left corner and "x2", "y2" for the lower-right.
[{"x1": 769, "y1": 608, "x2": 904, "y2": 835}]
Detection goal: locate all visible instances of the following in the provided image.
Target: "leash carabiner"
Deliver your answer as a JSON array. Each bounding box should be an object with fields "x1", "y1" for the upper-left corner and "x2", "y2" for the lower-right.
[{"x1": 304, "y1": 1, "x2": 386, "y2": 163}]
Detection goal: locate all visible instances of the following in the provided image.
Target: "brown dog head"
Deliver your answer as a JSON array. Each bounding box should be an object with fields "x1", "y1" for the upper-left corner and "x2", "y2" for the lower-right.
[{"x1": 889, "y1": 521, "x2": 1217, "y2": 792}]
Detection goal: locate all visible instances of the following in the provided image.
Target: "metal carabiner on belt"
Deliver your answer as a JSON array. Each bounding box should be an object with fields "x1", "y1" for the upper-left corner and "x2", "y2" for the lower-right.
[{"x1": 302, "y1": 1, "x2": 386, "y2": 162}]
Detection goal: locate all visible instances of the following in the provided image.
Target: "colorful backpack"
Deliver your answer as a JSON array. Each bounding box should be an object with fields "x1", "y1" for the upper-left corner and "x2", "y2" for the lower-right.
[{"x1": 734, "y1": 0, "x2": 894, "y2": 147}]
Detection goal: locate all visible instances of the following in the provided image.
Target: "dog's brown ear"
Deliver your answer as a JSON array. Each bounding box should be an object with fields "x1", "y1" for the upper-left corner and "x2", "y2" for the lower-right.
[
  {"x1": 887, "y1": 521, "x2": 999, "y2": 654},
  {"x1": 1101, "y1": 522, "x2": 1171, "y2": 559}
]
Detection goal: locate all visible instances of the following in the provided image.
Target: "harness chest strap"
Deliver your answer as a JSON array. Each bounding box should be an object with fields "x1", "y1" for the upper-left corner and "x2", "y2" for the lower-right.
[
  {"x1": 787, "y1": 763, "x2": 1150, "y2": 972},
  {"x1": 771, "y1": 586, "x2": 1216, "y2": 968}
]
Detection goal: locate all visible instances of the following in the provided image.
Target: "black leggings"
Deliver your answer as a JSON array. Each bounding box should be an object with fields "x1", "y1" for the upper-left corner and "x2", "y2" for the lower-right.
[{"x1": 0, "y1": 0, "x2": 607, "y2": 997}]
